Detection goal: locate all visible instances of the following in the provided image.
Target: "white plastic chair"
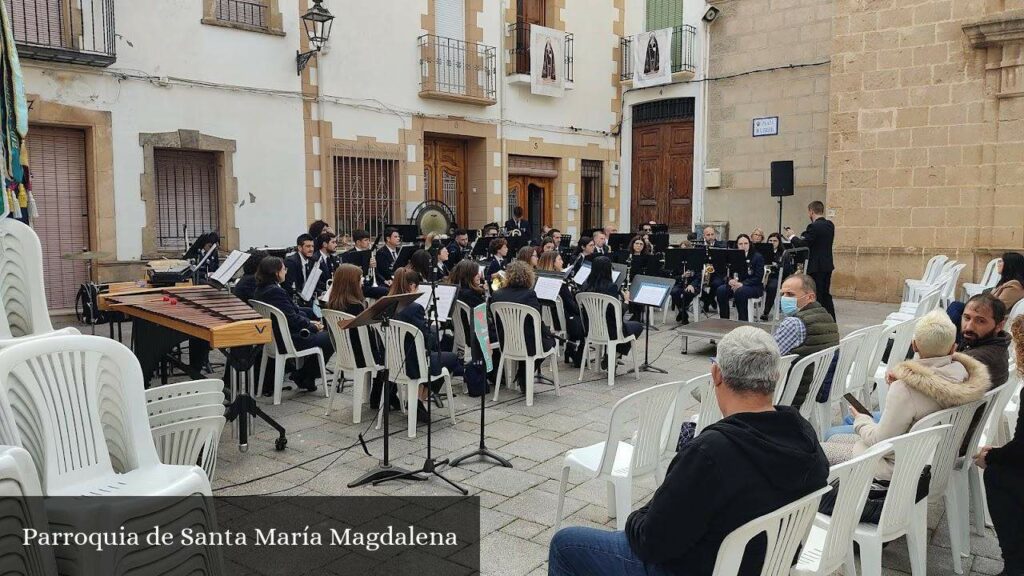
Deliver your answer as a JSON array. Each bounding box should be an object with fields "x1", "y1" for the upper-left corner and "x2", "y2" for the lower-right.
[
  {"x1": 909, "y1": 403, "x2": 985, "y2": 575},
  {"x1": 793, "y1": 442, "x2": 894, "y2": 576},
  {"x1": 871, "y1": 318, "x2": 918, "y2": 411},
  {"x1": 0, "y1": 218, "x2": 79, "y2": 343},
  {"x1": 710, "y1": 485, "x2": 831, "y2": 576},
  {"x1": 888, "y1": 287, "x2": 942, "y2": 324},
  {"x1": 145, "y1": 378, "x2": 225, "y2": 414},
  {"x1": 452, "y1": 300, "x2": 473, "y2": 360},
  {"x1": 904, "y1": 256, "x2": 952, "y2": 302},
  {"x1": 777, "y1": 346, "x2": 839, "y2": 434},
  {"x1": 962, "y1": 258, "x2": 1001, "y2": 300},
  {"x1": 149, "y1": 405, "x2": 226, "y2": 481},
  {"x1": 541, "y1": 296, "x2": 569, "y2": 356},
  {"x1": 378, "y1": 319, "x2": 456, "y2": 438},
  {"x1": 322, "y1": 309, "x2": 380, "y2": 423},
  {"x1": 576, "y1": 292, "x2": 640, "y2": 387},
  {"x1": 816, "y1": 329, "x2": 871, "y2": 439},
  {"x1": 658, "y1": 376, "x2": 709, "y2": 483},
  {"x1": 491, "y1": 302, "x2": 560, "y2": 406},
  {"x1": 852, "y1": 425, "x2": 949, "y2": 576},
  {"x1": 553, "y1": 381, "x2": 680, "y2": 532},
  {"x1": 0, "y1": 445, "x2": 57, "y2": 576},
  {"x1": 841, "y1": 324, "x2": 887, "y2": 412},
  {"x1": 1007, "y1": 298, "x2": 1024, "y2": 327},
  {"x1": 0, "y1": 335, "x2": 211, "y2": 497},
  {"x1": 250, "y1": 300, "x2": 330, "y2": 406}
]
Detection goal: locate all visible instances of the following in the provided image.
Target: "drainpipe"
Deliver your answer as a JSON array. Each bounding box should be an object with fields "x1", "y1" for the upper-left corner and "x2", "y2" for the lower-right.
[
  {"x1": 499, "y1": 0, "x2": 509, "y2": 228},
  {"x1": 316, "y1": 49, "x2": 329, "y2": 223},
  {"x1": 697, "y1": 19, "x2": 711, "y2": 225}
]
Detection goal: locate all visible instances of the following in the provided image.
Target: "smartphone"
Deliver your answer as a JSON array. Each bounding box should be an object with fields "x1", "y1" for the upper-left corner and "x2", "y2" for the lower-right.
[{"x1": 843, "y1": 393, "x2": 870, "y2": 415}]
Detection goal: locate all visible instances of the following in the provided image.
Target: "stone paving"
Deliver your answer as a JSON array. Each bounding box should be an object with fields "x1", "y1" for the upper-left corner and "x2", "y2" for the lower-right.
[{"x1": 66, "y1": 298, "x2": 1008, "y2": 576}]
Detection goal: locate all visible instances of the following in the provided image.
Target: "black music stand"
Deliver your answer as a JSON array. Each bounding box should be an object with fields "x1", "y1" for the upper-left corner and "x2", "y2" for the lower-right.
[
  {"x1": 470, "y1": 237, "x2": 491, "y2": 259},
  {"x1": 223, "y1": 346, "x2": 288, "y2": 452},
  {"x1": 629, "y1": 275, "x2": 674, "y2": 373},
  {"x1": 393, "y1": 245, "x2": 418, "y2": 269},
  {"x1": 341, "y1": 248, "x2": 372, "y2": 276},
  {"x1": 386, "y1": 224, "x2": 420, "y2": 243},
  {"x1": 346, "y1": 291, "x2": 426, "y2": 488},
  {"x1": 608, "y1": 233, "x2": 633, "y2": 252}
]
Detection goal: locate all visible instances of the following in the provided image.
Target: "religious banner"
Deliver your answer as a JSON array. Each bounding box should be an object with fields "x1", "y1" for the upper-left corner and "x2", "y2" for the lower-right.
[
  {"x1": 632, "y1": 27, "x2": 673, "y2": 88},
  {"x1": 529, "y1": 24, "x2": 565, "y2": 97}
]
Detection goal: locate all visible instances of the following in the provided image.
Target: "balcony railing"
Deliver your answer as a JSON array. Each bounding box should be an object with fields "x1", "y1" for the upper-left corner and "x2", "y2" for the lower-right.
[
  {"x1": 507, "y1": 22, "x2": 574, "y2": 83},
  {"x1": 4, "y1": 0, "x2": 116, "y2": 67},
  {"x1": 620, "y1": 24, "x2": 696, "y2": 81},
  {"x1": 418, "y1": 35, "x2": 497, "y2": 106},
  {"x1": 214, "y1": 0, "x2": 268, "y2": 29}
]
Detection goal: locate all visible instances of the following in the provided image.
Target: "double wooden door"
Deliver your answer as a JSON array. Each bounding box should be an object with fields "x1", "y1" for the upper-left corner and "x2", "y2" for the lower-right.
[
  {"x1": 631, "y1": 119, "x2": 694, "y2": 232},
  {"x1": 507, "y1": 176, "x2": 552, "y2": 237},
  {"x1": 423, "y1": 136, "x2": 467, "y2": 226}
]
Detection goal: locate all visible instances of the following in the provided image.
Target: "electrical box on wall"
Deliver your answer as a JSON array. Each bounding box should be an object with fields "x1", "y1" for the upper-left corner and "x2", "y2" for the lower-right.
[{"x1": 705, "y1": 169, "x2": 721, "y2": 188}]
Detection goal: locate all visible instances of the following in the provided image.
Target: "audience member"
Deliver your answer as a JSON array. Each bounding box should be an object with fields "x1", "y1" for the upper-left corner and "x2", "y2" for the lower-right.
[{"x1": 771, "y1": 274, "x2": 839, "y2": 407}]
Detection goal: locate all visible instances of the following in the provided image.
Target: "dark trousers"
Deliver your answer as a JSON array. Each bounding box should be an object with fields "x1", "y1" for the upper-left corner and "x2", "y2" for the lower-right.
[
  {"x1": 810, "y1": 270, "x2": 835, "y2": 320},
  {"x1": 671, "y1": 285, "x2": 698, "y2": 322},
  {"x1": 716, "y1": 284, "x2": 763, "y2": 322},
  {"x1": 763, "y1": 274, "x2": 779, "y2": 316},
  {"x1": 985, "y1": 464, "x2": 1024, "y2": 572},
  {"x1": 617, "y1": 320, "x2": 643, "y2": 355},
  {"x1": 292, "y1": 330, "x2": 334, "y2": 379}
]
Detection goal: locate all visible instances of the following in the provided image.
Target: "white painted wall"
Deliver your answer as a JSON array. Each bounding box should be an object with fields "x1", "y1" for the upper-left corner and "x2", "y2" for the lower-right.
[{"x1": 22, "y1": 0, "x2": 307, "y2": 259}]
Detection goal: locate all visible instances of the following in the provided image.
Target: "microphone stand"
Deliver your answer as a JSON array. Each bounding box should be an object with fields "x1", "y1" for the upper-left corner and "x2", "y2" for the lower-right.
[{"x1": 376, "y1": 252, "x2": 467, "y2": 494}]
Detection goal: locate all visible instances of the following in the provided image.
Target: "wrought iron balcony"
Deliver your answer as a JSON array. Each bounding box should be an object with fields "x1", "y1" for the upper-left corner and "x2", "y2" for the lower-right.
[
  {"x1": 4, "y1": 0, "x2": 116, "y2": 67},
  {"x1": 506, "y1": 22, "x2": 574, "y2": 84},
  {"x1": 620, "y1": 24, "x2": 697, "y2": 82},
  {"x1": 215, "y1": 0, "x2": 269, "y2": 29},
  {"x1": 418, "y1": 34, "x2": 497, "y2": 106}
]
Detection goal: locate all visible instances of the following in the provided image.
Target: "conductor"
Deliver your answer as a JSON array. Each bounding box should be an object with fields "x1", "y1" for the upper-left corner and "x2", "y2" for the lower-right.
[{"x1": 785, "y1": 200, "x2": 836, "y2": 320}]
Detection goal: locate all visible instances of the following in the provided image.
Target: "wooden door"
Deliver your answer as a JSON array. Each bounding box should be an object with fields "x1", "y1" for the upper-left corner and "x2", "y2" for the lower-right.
[
  {"x1": 424, "y1": 136, "x2": 467, "y2": 226},
  {"x1": 507, "y1": 175, "x2": 552, "y2": 230},
  {"x1": 515, "y1": 0, "x2": 545, "y2": 74},
  {"x1": 28, "y1": 126, "x2": 90, "y2": 311},
  {"x1": 631, "y1": 119, "x2": 693, "y2": 232}
]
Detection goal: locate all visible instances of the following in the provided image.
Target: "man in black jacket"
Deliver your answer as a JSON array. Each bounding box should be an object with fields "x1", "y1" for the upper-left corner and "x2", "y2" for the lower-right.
[
  {"x1": 785, "y1": 201, "x2": 836, "y2": 320},
  {"x1": 959, "y1": 293, "x2": 1011, "y2": 388},
  {"x1": 375, "y1": 227, "x2": 403, "y2": 286},
  {"x1": 284, "y1": 233, "x2": 316, "y2": 300},
  {"x1": 505, "y1": 206, "x2": 531, "y2": 239},
  {"x1": 548, "y1": 326, "x2": 828, "y2": 576}
]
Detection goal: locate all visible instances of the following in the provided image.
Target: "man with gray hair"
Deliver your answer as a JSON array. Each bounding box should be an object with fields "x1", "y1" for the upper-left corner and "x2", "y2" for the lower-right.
[{"x1": 548, "y1": 327, "x2": 828, "y2": 576}]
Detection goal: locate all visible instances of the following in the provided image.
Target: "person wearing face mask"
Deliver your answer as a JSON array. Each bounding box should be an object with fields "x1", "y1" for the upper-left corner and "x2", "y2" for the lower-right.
[{"x1": 771, "y1": 273, "x2": 839, "y2": 408}]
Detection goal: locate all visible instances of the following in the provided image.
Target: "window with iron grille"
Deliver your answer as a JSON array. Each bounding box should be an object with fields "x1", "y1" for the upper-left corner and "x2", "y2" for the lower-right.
[
  {"x1": 334, "y1": 155, "x2": 400, "y2": 239},
  {"x1": 633, "y1": 97, "x2": 695, "y2": 124},
  {"x1": 154, "y1": 150, "x2": 221, "y2": 252},
  {"x1": 581, "y1": 160, "x2": 603, "y2": 232},
  {"x1": 215, "y1": 0, "x2": 269, "y2": 28}
]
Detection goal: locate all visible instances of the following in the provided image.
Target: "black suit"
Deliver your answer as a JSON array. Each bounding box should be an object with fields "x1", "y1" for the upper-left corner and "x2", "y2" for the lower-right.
[
  {"x1": 485, "y1": 256, "x2": 506, "y2": 283},
  {"x1": 504, "y1": 218, "x2": 531, "y2": 239},
  {"x1": 789, "y1": 217, "x2": 836, "y2": 319},
  {"x1": 253, "y1": 283, "x2": 333, "y2": 383},
  {"x1": 316, "y1": 252, "x2": 339, "y2": 293},
  {"x1": 715, "y1": 252, "x2": 765, "y2": 322},
  {"x1": 396, "y1": 302, "x2": 459, "y2": 383},
  {"x1": 284, "y1": 253, "x2": 315, "y2": 300},
  {"x1": 375, "y1": 245, "x2": 400, "y2": 284}
]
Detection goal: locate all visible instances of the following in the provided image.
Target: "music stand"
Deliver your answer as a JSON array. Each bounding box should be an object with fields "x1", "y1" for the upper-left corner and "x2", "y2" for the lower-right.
[
  {"x1": 471, "y1": 237, "x2": 491, "y2": 259},
  {"x1": 507, "y1": 233, "x2": 529, "y2": 253},
  {"x1": 608, "y1": 233, "x2": 633, "y2": 252},
  {"x1": 651, "y1": 224, "x2": 669, "y2": 234},
  {"x1": 663, "y1": 248, "x2": 688, "y2": 277},
  {"x1": 345, "y1": 291, "x2": 427, "y2": 488},
  {"x1": 393, "y1": 245, "x2": 418, "y2": 269},
  {"x1": 386, "y1": 224, "x2": 419, "y2": 243},
  {"x1": 629, "y1": 275, "x2": 674, "y2": 373},
  {"x1": 650, "y1": 233, "x2": 670, "y2": 254},
  {"x1": 752, "y1": 243, "x2": 775, "y2": 267},
  {"x1": 341, "y1": 248, "x2": 372, "y2": 276}
]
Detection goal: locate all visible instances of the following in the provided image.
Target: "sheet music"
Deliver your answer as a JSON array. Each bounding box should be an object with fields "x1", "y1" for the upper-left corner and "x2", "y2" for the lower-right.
[
  {"x1": 572, "y1": 264, "x2": 591, "y2": 285},
  {"x1": 478, "y1": 264, "x2": 486, "y2": 279},
  {"x1": 415, "y1": 284, "x2": 458, "y2": 321},
  {"x1": 210, "y1": 250, "x2": 249, "y2": 285},
  {"x1": 612, "y1": 270, "x2": 622, "y2": 283},
  {"x1": 300, "y1": 264, "x2": 323, "y2": 303},
  {"x1": 535, "y1": 276, "x2": 563, "y2": 302},
  {"x1": 319, "y1": 283, "x2": 332, "y2": 304},
  {"x1": 634, "y1": 284, "x2": 668, "y2": 307}
]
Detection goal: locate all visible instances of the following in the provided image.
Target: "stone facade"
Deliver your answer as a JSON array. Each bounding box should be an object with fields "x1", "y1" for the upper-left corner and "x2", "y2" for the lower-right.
[
  {"x1": 704, "y1": 0, "x2": 834, "y2": 238},
  {"x1": 828, "y1": 1, "x2": 1024, "y2": 302}
]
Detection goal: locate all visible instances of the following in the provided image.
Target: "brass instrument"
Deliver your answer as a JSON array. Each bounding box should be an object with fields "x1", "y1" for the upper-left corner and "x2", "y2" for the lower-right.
[{"x1": 509, "y1": 228, "x2": 523, "y2": 237}]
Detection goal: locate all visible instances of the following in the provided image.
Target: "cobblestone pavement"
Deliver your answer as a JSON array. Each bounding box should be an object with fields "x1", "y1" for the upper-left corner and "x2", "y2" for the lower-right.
[{"x1": 61, "y1": 298, "x2": 1007, "y2": 576}]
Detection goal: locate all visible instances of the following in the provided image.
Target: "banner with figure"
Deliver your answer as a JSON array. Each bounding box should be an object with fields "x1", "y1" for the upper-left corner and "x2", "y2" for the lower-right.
[
  {"x1": 632, "y1": 27, "x2": 673, "y2": 88},
  {"x1": 530, "y1": 24, "x2": 564, "y2": 97}
]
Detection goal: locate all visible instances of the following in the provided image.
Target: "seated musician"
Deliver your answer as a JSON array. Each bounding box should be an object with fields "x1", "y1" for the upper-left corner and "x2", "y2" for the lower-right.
[
  {"x1": 491, "y1": 261, "x2": 556, "y2": 392},
  {"x1": 315, "y1": 231, "x2": 339, "y2": 293},
  {"x1": 486, "y1": 238, "x2": 509, "y2": 283},
  {"x1": 447, "y1": 229, "x2": 470, "y2": 267},
  {"x1": 692, "y1": 226, "x2": 728, "y2": 314},
  {"x1": 325, "y1": 264, "x2": 395, "y2": 411},
  {"x1": 407, "y1": 249, "x2": 434, "y2": 282},
  {"x1": 581, "y1": 256, "x2": 643, "y2": 362},
  {"x1": 233, "y1": 250, "x2": 266, "y2": 304},
  {"x1": 539, "y1": 251, "x2": 584, "y2": 366},
  {"x1": 549, "y1": 228, "x2": 562, "y2": 248},
  {"x1": 391, "y1": 268, "x2": 462, "y2": 424},
  {"x1": 761, "y1": 232, "x2": 788, "y2": 320},
  {"x1": 626, "y1": 236, "x2": 652, "y2": 321},
  {"x1": 422, "y1": 233, "x2": 450, "y2": 280},
  {"x1": 483, "y1": 224, "x2": 500, "y2": 238},
  {"x1": 715, "y1": 234, "x2": 765, "y2": 322},
  {"x1": 536, "y1": 238, "x2": 556, "y2": 260},
  {"x1": 450, "y1": 259, "x2": 501, "y2": 378},
  {"x1": 308, "y1": 219, "x2": 333, "y2": 239},
  {"x1": 517, "y1": 246, "x2": 538, "y2": 268},
  {"x1": 629, "y1": 235, "x2": 650, "y2": 257},
  {"x1": 255, "y1": 256, "x2": 333, "y2": 393},
  {"x1": 570, "y1": 236, "x2": 595, "y2": 277},
  {"x1": 284, "y1": 233, "x2": 316, "y2": 300},
  {"x1": 375, "y1": 227, "x2": 403, "y2": 286},
  {"x1": 505, "y1": 206, "x2": 531, "y2": 238},
  {"x1": 592, "y1": 230, "x2": 610, "y2": 256},
  {"x1": 350, "y1": 229, "x2": 386, "y2": 299},
  {"x1": 750, "y1": 227, "x2": 766, "y2": 244}
]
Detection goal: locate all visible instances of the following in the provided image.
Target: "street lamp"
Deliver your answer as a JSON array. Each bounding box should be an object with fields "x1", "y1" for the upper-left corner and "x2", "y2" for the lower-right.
[{"x1": 297, "y1": 0, "x2": 335, "y2": 75}]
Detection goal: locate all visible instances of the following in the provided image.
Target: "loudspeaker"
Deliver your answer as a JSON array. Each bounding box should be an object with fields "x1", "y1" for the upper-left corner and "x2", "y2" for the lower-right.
[{"x1": 770, "y1": 161, "x2": 794, "y2": 197}]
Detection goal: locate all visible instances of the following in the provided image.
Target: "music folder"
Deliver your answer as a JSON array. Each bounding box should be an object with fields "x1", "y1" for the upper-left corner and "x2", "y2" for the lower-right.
[
  {"x1": 534, "y1": 271, "x2": 563, "y2": 302},
  {"x1": 335, "y1": 292, "x2": 423, "y2": 331},
  {"x1": 300, "y1": 265, "x2": 323, "y2": 303},
  {"x1": 415, "y1": 283, "x2": 458, "y2": 321},
  {"x1": 341, "y1": 248, "x2": 372, "y2": 275},
  {"x1": 207, "y1": 250, "x2": 250, "y2": 288},
  {"x1": 629, "y1": 275, "x2": 675, "y2": 308}
]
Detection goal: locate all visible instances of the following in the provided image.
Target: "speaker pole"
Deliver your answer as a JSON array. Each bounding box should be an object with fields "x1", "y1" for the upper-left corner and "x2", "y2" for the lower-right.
[{"x1": 778, "y1": 195, "x2": 784, "y2": 235}]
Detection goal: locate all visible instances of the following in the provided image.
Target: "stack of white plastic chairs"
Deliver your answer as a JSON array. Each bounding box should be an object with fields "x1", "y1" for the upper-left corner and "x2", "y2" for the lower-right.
[
  {"x1": 0, "y1": 219, "x2": 79, "y2": 347},
  {"x1": 146, "y1": 378, "x2": 226, "y2": 480},
  {"x1": 0, "y1": 445, "x2": 57, "y2": 576},
  {"x1": 888, "y1": 260, "x2": 963, "y2": 325},
  {"x1": 962, "y1": 257, "x2": 1002, "y2": 300}
]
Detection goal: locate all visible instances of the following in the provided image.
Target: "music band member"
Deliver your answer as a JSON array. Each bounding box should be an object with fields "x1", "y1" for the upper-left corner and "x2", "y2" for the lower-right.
[
  {"x1": 761, "y1": 232, "x2": 789, "y2": 320},
  {"x1": 391, "y1": 268, "x2": 462, "y2": 423},
  {"x1": 308, "y1": 219, "x2": 333, "y2": 239},
  {"x1": 750, "y1": 227, "x2": 766, "y2": 244},
  {"x1": 284, "y1": 233, "x2": 316, "y2": 300},
  {"x1": 671, "y1": 226, "x2": 726, "y2": 323},
  {"x1": 315, "y1": 231, "x2": 339, "y2": 293},
  {"x1": 785, "y1": 200, "x2": 836, "y2": 321},
  {"x1": 483, "y1": 224, "x2": 500, "y2": 238},
  {"x1": 255, "y1": 256, "x2": 333, "y2": 393},
  {"x1": 375, "y1": 227, "x2": 402, "y2": 286},
  {"x1": 580, "y1": 256, "x2": 643, "y2": 361},
  {"x1": 517, "y1": 246, "x2": 539, "y2": 268},
  {"x1": 486, "y1": 238, "x2": 509, "y2": 282},
  {"x1": 538, "y1": 251, "x2": 585, "y2": 366},
  {"x1": 570, "y1": 236, "x2": 596, "y2": 277},
  {"x1": 715, "y1": 234, "x2": 765, "y2": 322},
  {"x1": 592, "y1": 231, "x2": 610, "y2": 256},
  {"x1": 348, "y1": 229, "x2": 386, "y2": 299},
  {"x1": 447, "y1": 229, "x2": 470, "y2": 267},
  {"x1": 549, "y1": 228, "x2": 562, "y2": 248},
  {"x1": 233, "y1": 250, "x2": 266, "y2": 304},
  {"x1": 491, "y1": 261, "x2": 556, "y2": 392},
  {"x1": 505, "y1": 206, "x2": 531, "y2": 239}
]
